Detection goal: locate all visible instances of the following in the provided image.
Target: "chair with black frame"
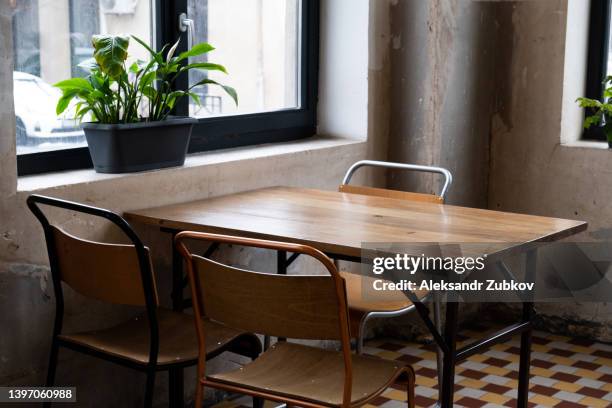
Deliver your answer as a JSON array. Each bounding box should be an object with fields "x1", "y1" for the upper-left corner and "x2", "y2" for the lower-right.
[
  {"x1": 27, "y1": 194, "x2": 261, "y2": 408},
  {"x1": 337, "y1": 160, "x2": 452, "y2": 387},
  {"x1": 175, "y1": 231, "x2": 416, "y2": 408}
]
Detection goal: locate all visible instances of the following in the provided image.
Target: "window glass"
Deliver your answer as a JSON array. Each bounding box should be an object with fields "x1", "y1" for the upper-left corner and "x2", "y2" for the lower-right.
[
  {"x1": 608, "y1": 21, "x2": 612, "y2": 78},
  {"x1": 187, "y1": 0, "x2": 300, "y2": 118},
  {"x1": 11, "y1": 0, "x2": 152, "y2": 155}
]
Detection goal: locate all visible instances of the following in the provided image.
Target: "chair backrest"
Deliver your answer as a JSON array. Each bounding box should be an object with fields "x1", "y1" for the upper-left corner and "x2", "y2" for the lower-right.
[
  {"x1": 175, "y1": 232, "x2": 350, "y2": 341},
  {"x1": 27, "y1": 195, "x2": 159, "y2": 307},
  {"x1": 50, "y1": 226, "x2": 156, "y2": 306},
  {"x1": 339, "y1": 160, "x2": 453, "y2": 203},
  {"x1": 175, "y1": 231, "x2": 354, "y2": 405}
]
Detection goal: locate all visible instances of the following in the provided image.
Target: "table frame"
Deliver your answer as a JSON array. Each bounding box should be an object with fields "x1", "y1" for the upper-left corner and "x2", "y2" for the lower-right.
[
  {"x1": 126, "y1": 187, "x2": 586, "y2": 408},
  {"x1": 162, "y1": 222, "x2": 536, "y2": 408}
]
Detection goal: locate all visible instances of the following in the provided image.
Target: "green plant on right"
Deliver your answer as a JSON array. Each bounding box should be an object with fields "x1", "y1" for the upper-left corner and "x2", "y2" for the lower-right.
[{"x1": 576, "y1": 76, "x2": 612, "y2": 143}]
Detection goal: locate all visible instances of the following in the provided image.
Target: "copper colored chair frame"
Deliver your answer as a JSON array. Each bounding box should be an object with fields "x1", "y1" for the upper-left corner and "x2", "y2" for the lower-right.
[{"x1": 175, "y1": 231, "x2": 415, "y2": 408}]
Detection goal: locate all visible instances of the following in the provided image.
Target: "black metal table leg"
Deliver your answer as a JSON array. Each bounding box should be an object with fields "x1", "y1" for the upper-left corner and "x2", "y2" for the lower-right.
[
  {"x1": 171, "y1": 231, "x2": 185, "y2": 311},
  {"x1": 277, "y1": 250, "x2": 287, "y2": 275},
  {"x1": 440, "y1": 300, "x2": 458, "y2": 408},
  {"x1": 169, "y1": 231, "x2": 184, "y2": 408},
  {"x1": 517, "y1": 250, "x2": 536, "y2": 408}
]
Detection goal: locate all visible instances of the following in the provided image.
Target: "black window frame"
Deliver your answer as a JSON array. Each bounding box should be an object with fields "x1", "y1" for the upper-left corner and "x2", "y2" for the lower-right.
[
  {"x1": 584, "y1": 0, "x2": 611, "y2": 141},
  {"x1": 17, "y1": 0, "x2": 319, "y2": 176}
]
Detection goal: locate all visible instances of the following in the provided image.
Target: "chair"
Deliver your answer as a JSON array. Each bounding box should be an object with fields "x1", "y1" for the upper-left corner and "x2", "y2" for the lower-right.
[
  {"x1": 27, "y1": 195, "x2": 261, "y2": 408},
  {"x1": 175, "y1": 231, "x2": 416, "y2": 408},
  {"x1": 338, "y1": 160, "x2": 452, "y2": 386}
]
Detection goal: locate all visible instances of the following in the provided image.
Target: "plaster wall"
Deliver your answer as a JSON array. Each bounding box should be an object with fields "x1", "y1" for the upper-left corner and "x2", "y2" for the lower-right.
[{"x1": 489, "y1": 0, "x2": 611, "y2": 340}]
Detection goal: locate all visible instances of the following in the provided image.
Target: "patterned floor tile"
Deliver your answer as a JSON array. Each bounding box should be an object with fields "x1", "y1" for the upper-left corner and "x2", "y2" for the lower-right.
[{"x1": 212, "y1": 327, "x2": 612, "y2": 408}]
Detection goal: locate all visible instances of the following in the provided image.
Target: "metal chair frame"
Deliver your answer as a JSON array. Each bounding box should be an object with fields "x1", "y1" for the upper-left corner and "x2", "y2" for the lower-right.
[
  {"x1": 27, "y1": 194, "x2": 260, "y2": 408},
  {"x1": 339, "y1": 160, "x2": 453, "y2": 389}
]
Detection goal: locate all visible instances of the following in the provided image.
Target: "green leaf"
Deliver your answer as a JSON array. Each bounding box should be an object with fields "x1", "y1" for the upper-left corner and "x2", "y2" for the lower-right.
[
  {"x1": 584, "y1": 114, "x2": 602, "y2": 129},
  {"x1": 131, "y1": 35, "x2": 156, "y2": 56},
  {"x1": 220, "y1": 85, "x2": 238, "y2": 105},
  {"x1": 56, "y1": 92, "x2": 77, "y2": 115},
  {"x1": 178, "y1": 42, "x2": 215, "y2": 61},
  {"x1": 129, "y1": 61, "x2": 141, "y2": 73},
  {"x1": 576, "y1": 97, "x2": 602, "y2": 109},
  {"x1": 54, "y1": 77, "x2": 93, "y2": 91},
  {"x1": 138, "y1": 70, "x2": 157, "y2": 91},
  {"x1": 183, "y1": 62, "x2": 228, "y2": 74},
  {"x1": 165, "y1": 91, "x2": 186, "y2": 109},
  {"x1": 131, "y1": 35, "x2": 164, "y2": 64},
  {"x1": 187, "y1": 92, "x2": 201, "y2": 106},
  {"x1": 142, "y1": 86, "x2": 157, "y2": 100},
  {"x1": 191, "y1": 79, "x2": 238, "y2": 105},
  {"x1": 92, "y1": 34, "x2": 130, "y2": 78}
]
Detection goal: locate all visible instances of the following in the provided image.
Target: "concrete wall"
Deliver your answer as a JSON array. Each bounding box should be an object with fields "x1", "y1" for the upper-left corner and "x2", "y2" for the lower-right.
[
  {"x1": 383, "y1": 0, "x2": 610, "y2": 339},
  {"x1": 386, "y1": 0, "x2": 496, "y2": 208},
  {"x1": 489, "y1": 0, "x2": 612, "y2": 340}
]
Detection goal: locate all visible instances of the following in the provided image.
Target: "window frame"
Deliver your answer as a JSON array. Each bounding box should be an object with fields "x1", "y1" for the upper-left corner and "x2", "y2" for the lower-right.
[
  {"x1": 583, "y1": 0, "x2": 611, "y2": 141},
  {"x1": 17, "y1": 0, "x2": 319, "y2": 176}
]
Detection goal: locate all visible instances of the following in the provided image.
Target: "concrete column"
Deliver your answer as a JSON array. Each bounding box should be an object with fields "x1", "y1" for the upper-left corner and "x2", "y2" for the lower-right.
[{"x1": 387, "y1": 0, "x2": 496, "y2": 208}]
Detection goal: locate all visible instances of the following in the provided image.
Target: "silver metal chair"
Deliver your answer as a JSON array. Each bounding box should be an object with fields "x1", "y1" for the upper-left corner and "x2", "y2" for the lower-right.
[{"x1": 338, "y1": 160, "x2": 452, "y2": 388}]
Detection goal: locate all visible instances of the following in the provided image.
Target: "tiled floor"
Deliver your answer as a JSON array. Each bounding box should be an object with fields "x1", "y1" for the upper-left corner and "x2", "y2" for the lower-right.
[{"x1": 212, "y1": 327, "x2": 612, "y2": 408}]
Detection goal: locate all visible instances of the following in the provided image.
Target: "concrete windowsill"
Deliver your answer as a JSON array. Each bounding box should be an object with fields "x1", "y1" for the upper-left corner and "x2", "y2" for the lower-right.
[
  {"x1": 561, "y1": 140, "x2": 610, "y2": 150},
  {"x1": 18, "y1": 134, "x2": 365, "y2": 192}
]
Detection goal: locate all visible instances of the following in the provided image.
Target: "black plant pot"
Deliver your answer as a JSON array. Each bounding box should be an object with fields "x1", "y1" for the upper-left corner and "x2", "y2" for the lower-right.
[{"x1": 82, "y1": 117, "x2": 197, "y2": 173}]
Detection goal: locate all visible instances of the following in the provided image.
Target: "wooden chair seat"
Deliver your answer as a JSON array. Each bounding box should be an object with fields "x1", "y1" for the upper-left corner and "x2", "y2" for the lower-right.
[
  {"x1": 341, "y1": 272, "x2": 429, "y2": 313},
  {"x1": 208, "y1": 342, "x2": 409, "y2": 407},
  {"x1": 58, "y1": 308, "x2": 256, "y2": 366}
]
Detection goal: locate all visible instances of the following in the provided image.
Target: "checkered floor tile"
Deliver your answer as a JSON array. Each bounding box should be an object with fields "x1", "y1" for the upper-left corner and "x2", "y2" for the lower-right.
[{"x1": 212, "y1": 327, "x2": 612, "y2": 408}]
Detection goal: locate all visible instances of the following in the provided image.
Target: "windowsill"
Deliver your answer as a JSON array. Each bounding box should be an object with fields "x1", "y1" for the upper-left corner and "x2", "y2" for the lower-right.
[
  {"x1": 561, "y1": 140, "x2": 610, "y2": 150},
  {"x1": 17, "y1": 135, "x2": 365, "y2": 192}
]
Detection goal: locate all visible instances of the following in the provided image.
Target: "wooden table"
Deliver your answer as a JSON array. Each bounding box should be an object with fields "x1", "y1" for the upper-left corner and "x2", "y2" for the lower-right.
[{"x1": 125, "y1": 186, "x2": 587, "y2": 408}]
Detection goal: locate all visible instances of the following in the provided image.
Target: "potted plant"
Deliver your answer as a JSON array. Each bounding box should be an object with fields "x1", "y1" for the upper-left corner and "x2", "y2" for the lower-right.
[
  {"x1": 577, "y1": 76, "x2": 612, "y2": 148},
  {"x1": 54, "y1": 35, "x2": 237, "y2": 173}
]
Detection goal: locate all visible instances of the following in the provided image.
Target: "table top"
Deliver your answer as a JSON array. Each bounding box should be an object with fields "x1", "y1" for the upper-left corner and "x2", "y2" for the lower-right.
[{"x1": 124, "y1": 186, "x2": 587, "y2": 258}]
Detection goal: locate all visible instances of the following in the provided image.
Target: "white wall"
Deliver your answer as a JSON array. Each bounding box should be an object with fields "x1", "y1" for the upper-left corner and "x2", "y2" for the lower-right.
[{"x1": 318, "y1": 0, "x2": 369, "y2": 140}]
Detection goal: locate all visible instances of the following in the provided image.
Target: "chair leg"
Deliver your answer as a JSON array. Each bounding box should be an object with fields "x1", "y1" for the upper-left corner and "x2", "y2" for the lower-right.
[
  {"x1": 356, "y1": 314, "x2": 369, "y2": 354},
  {"x1": 144, "y1": 367, "x2": 155, "y2": 408},
  {"x1": 407, "y1": 370, "x2": 415, "y2": 408},
  {"x1": 194, "y1": 381, "x2": 203, "y2": 408},
  {"x1": 433, "y1": 292, "x2": 444, "y2": 388},
  {"x1": 43, "y1": 339, "x2": 60, "y2": 408}
]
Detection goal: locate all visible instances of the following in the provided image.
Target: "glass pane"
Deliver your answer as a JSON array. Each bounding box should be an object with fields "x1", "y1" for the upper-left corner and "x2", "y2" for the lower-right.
[
  {"x1": 608, "y1": 23, "x2": 612, "y2": 79},
  {"x1": 11, "y1": 0, "x2": 152, "y2": 155},
  {"x1": 188, "y1": 0, "x2": 300, "y2": 118}
]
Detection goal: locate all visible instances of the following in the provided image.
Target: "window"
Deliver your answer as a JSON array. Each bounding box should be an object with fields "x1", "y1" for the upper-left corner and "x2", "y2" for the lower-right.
[
  {"x1": 14, "y1": 0, "x2": 319, "y2": 175},
  {"x1": 584, "y1": 0, "x2": 611, "y2": 141}
]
